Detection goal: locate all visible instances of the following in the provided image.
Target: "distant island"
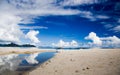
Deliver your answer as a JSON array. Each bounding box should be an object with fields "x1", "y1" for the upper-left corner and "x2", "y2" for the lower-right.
[
  {"x1": 0, "y1": 43, "x2": 36, "y2": 47},
  {"x1": 39, "y1": 46, "x2": 116, "y2": 49},
  {"x1": 39, "y1": 46, "x2": 90, "y2": 49}
]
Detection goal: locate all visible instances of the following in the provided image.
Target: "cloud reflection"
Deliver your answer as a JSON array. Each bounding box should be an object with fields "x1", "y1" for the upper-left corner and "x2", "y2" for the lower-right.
[
  {"x1": 25, "y1": 53, "x2": 39, "y2": 64},
  {"x1": 0, "y1": 53, "x2": 39, "y2": 73},
  {"x1": 0, "y1": 54, "x2": 21, "y2": 72}
]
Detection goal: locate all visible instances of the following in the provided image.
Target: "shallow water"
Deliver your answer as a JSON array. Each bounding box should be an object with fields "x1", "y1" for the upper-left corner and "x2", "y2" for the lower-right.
[{"x1": 0, "y1": 52, "x2": 56, "y2": 75}]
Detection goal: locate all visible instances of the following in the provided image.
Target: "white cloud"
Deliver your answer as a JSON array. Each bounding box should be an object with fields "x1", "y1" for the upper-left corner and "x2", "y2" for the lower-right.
[
  {"x1": 79, "y1": 11, "x2": 110, "y2": 21},
  {"x1": 0, "y1": 0, "x2": 114, "y2": 44},
  {"x1": 0, "y1": 0, "x2": 80, "y2": 16},
  {"x1": 0, "y1": 0, "x2": 80, "y2": 44},
  {"x1": 59, "y1": 0, "x2": 110, "y2": 22},
  {"x1": 85, "y1": 32, "x2": 120, "y2": 48},
  {"x1": 101, "y1": 36, "x2": 120, "y2": 45},
  {"x1": 102, "y1": 24, "x2": 120, "y2": 33},
  {"x1": 104, "y1": 24, "x2": 113, "y2": 29},
  {"x1": 26, "y1": 30, "x2": 40, "y2": 44},
  {"x1": 112, "y1": 25, "x2": 120, "y2": 33},
  {"x1": 25, "y1": 53, "x2": 39, "y2": 64},
  {"x1": 52, "y1": 40, "x2": 69, "y2": 47},
  {"x1": 102, "y1": 18, "x2": 120, "y2": 33},
  {"x1": 52, "y1": 40, "x2": 79, "y2": 48},
  {"x1": 85, "y1": 32, "x2": 102, "y2": 46},
  {"x1": 80, "y1": 11, "x2": 96, "y2": 21},
  {"x1": 95, "y1": 15, "x2": 109, "y2": 19},
  {"x1": 60, "y1": 0, "x2": 108, "y2": 6},
  {"x1": 0, "y1": 13, "x2": 24, "y2": 43},
  {"x1": 20, "y1": 26, "x2": 48, "y2": 30},
  {"x1": 71, "y1": 40, "x2": 79, "y2": 47}
]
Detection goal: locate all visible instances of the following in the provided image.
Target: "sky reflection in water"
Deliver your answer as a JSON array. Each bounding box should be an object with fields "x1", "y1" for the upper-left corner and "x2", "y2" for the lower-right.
[{"x1": 0, "y1": 52, "x2": 56, "y2": 75}]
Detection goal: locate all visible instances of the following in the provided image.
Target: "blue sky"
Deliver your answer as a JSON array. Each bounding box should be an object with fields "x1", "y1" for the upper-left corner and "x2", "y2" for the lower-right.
[
  {"x1": 25, "y1": 16, "x2": 106, "y2": 42},
  {"x1": 0, "y1": 0, "x2": 120, "y2": 47}
]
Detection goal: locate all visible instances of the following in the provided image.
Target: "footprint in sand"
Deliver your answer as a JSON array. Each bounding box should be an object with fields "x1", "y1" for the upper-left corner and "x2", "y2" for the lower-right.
[{"x1": 75, "y1": 70, "x2": 79, "y2": 73}]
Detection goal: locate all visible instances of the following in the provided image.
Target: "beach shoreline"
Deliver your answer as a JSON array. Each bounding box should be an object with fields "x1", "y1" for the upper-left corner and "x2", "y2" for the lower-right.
[
  {"x1": 28, "y1": 49, "x2": 120, "y2": 75},
  {"x1": 0, "y1": 48, "x2": 120, "y2": 75}
]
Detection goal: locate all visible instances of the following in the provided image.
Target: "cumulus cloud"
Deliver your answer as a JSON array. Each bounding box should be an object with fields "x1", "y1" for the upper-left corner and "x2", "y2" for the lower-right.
[
  {"x1": 26, "y1": 30, "x2": 40, "y2": 44},
  {"x1": 0, "y1": 13, "x2": 24, "y2": 43},
  {"x1": 25, "y1": 53, "x2": 39, "y2": 64},
  {"x1": 0, "y1": 0, "x2": 81, "y2": 44},
  {"x1": 85, "y1": 32, "x2": 102, "y2": 46},
  {"x1": 0, "y1": 0, "x2": 119, "y2": 44},
  {"x1": 85, "y1": 32, "x2": 120, "y2": 48},
  {"x1": 52, "y1": 40, "x2": 79, "y2": 48},
  {"x1": 71, "y1": 40, "x2": 79, "y2": 47},
  {"x1": 101, "y1": 36, "x2": 120, "y2": 47}
]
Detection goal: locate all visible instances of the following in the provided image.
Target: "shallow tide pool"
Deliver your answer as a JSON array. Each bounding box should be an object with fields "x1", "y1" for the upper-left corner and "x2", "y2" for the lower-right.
[{"x1": 0, "y1": 52, "x2": 56, "y2": 75}]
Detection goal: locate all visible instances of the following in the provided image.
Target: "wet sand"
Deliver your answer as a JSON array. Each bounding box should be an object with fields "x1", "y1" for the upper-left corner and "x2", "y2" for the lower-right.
[{"x1": 28, "y1": 49, "x2": 120, "y2": 75}]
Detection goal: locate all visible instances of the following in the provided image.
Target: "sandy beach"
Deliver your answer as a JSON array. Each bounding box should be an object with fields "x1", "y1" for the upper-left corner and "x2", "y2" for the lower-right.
[
  {"x1": 28, "y1": 49, "x2": 120, "y2": 75},
  {"x1": 0, "y1": 48, "x2": 120, "y2": 75}
]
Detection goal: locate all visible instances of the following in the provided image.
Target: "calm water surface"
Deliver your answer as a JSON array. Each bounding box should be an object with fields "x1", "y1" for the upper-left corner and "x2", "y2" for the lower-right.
[{"x1": 0, "y1": 52, "x2": 56, "y2": 75}]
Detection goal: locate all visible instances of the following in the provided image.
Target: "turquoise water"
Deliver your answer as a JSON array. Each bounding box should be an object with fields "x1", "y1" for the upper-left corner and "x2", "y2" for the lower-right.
[{"x1": 0, "y1": 52, "x2": 56, "y2": 75}]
